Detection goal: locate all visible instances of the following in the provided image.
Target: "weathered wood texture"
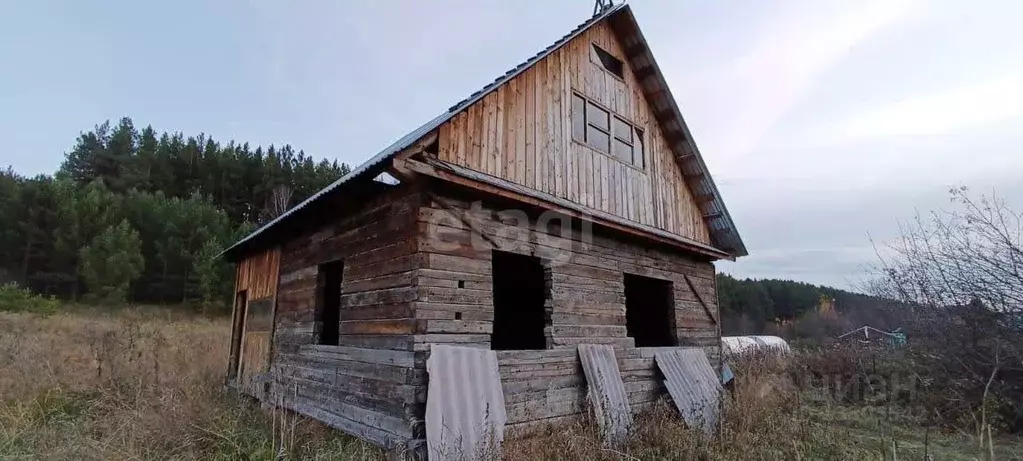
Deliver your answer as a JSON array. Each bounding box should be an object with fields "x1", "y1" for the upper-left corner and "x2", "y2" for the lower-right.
[
  {"x1": 274, "y1": 187, "x2": 422, "y2": 354},
  {"x1": 235, "y1": 247, "x2": 281, "y2": 299},
  {"x1": 239, "y1": 297, "x2": 274, "y2": 397},
  {"x1": 495, "y1": 347, "x2": 683, "y2": 438},
  {"x1": 271, "y1": 345, "x2": 425, "y2": 449},
  {"x1": 266, "y1": 186, "x2": 426, "y2": 450},
  {"x1": 416, "y1": 187, "x2": 720, "y2": 360},
  {"x1": 230, "y1": 247, "x2": 280, "y2": 394},
  {"x1": 436, "y1": 21, "x2": 710, "y2": 245}
]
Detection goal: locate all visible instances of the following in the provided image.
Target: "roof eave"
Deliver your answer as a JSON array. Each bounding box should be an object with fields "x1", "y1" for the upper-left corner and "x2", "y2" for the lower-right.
[{"x1": 608, "y1": 6, "x2": 748, "y2": 258}]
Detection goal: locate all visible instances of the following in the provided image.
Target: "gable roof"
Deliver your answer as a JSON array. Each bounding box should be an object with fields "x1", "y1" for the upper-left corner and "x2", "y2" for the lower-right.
[{"x1": 223, "y1": 3, "x2": 746, "y2": 260}]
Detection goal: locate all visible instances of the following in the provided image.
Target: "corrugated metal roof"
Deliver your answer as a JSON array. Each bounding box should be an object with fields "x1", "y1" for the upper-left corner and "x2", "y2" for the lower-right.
[
  {"x1": 426, "y1": 345, "x2": 508, "y2": 460},
  {"x1": 577, "y1": 344, "x2": 632, "y2": 447},
  {"x1": 654, "y1": 348, "x2": 722, "y2": 436},
  {"x1": 223, "y1": 3, "x2": 747, "y2": 259}
]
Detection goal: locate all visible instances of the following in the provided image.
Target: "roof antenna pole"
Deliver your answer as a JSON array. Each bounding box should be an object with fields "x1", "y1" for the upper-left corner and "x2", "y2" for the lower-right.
[{"x1": 593, "y1": 0, "x2": 614, "y2": 16}]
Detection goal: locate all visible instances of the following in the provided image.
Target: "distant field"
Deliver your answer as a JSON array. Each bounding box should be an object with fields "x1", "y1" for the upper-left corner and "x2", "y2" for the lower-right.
[{"x1": 1, "y1": 308, "x2": 1020, "y2": 460}]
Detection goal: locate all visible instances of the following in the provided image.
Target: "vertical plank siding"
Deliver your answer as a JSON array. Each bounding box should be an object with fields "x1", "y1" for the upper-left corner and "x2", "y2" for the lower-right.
[
  {"x1": 234, "y1": 247, "x2": 281, "y2": 299},
  {"x1": 231, "y1": 248, "x2": 281, "y2": 396},
  {"x1": 437, "y1": 21, "x2": 710, "y2": 245}
]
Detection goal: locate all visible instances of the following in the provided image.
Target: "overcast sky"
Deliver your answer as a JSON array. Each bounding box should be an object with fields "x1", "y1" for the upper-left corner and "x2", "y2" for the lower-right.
[{"x1": 2, "y1": 0, "x2": 1021, "y2": 289}]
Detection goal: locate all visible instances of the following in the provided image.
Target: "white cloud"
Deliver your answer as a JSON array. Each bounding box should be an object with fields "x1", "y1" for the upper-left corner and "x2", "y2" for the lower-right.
[{"x1": 837, "y1": 73, "x2": 1023, "y2": 139}]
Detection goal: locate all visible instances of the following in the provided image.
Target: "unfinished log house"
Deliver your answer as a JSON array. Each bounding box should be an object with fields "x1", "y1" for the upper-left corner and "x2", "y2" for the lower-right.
[{"x1": 223, "y1": 3, "x2": 746, "y2": 454}]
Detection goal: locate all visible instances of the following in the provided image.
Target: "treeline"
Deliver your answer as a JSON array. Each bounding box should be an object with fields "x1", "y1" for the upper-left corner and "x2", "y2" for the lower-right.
[
  {"x1": 717, "y1": 274, "x2": 900, "y2": 336},
  {"x1": 0, "y1": 117, "x2": 350, "y2": 306}
]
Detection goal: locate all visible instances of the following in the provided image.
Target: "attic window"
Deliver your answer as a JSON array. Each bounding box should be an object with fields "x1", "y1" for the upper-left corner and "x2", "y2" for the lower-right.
[
  {"x1": 572, "y1": 92, "x2": 645, "y2": 168},
  {"x1": 592, "y1": 44, "x2": 624, "y2": 79}
]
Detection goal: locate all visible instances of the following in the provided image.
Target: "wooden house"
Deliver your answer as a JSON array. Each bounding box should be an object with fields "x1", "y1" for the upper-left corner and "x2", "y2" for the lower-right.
[{"x1": 223, "y1": 3, "x2": 746, "y2": 455}]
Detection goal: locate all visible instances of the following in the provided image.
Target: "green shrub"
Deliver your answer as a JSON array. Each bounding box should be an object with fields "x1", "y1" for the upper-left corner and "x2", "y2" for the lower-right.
[{"x1": 0, "y1": 283, "x2": 60, "y2": 315}]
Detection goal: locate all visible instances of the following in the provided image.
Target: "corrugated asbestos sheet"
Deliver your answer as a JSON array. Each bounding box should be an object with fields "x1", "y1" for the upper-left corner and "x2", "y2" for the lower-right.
[
  {"x1": 222, "y1": 3, "x2": 746, "y2": 261},
  {"x1": 426, "y1": 345, "x2": 508, "y2": 460},
  {"x1": 578, "y1": 344, "x2": 632, "y2": 446},
  {"x1": 654, "y1": 348, "x2": 722, "y2": 436}
]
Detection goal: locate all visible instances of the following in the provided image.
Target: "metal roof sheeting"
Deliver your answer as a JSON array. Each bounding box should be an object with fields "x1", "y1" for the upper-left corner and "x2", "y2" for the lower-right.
[
  {"x1": 655, "y1": 348, "x2": 722, "y2": 436},
  {"x1": 426, "y1": 345, "x2": 508, "y2": 460},
  {"x1": 578, "y1": 344, "x2": 633, "y2": 447},
  {"x1": 223, "y1": 3, "x2": 746, "y2": 259},
  {"x1": 608, "y1": 8, "x2": 746, "y2": 256}
]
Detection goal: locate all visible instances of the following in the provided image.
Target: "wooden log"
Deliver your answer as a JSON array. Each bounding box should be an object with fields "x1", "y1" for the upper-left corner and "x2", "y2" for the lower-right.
[
  {"x1": 298, "y1": 345, "x2": 416, "y2": 367},
  {"x1": 338, "y1": 319, "x2": 417, "y2": 335},
  {"x1": 418, "y1": 320, "x2": 493, "y2": 334},
  {"x1": 280, "y1": 394, "x2": 410, "y2": 447},
  {"x1": 501, "y1": 375, "x2": 585, "y2": 394},
  {"x1": 336, "y1": 334, "x2": 414, "y2": 351}
]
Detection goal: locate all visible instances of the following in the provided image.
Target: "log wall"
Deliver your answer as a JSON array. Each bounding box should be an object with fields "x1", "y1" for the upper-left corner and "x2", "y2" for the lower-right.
[
  {"x1": 244, "y1": 180, "x2": 720, "y2": 451},
  {"x1": 497, "y1": 347, "x2": 680, "y2": 437},
  {"x1": 414, "y1": 186, "x2": 720, "y2": 359},
  {"x1": 269, "y1": 186, "x2": 426, "y2": 451}
]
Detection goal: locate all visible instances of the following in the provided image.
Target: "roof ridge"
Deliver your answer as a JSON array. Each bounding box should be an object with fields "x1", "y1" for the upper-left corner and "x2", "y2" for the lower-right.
[{"x1": 222, "y1": 2, "x2": 747, "y2": 260}]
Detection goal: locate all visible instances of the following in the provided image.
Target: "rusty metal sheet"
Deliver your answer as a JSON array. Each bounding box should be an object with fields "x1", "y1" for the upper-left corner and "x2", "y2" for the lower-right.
[
  {"x1": 426, "y1": 345, "x2": 507, "y2": 460},
  {"x1": 578, "y1": 344, "x2": 632, "y2": 446},
  {"x1": 654, "y1": 348, "x2": 722, "y2": 436}
]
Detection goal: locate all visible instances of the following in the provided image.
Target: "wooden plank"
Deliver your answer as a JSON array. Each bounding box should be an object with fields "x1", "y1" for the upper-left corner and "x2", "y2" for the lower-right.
[
  {"x1": 523, "y1": 67, "x2": 535, "y2": 188},
  {"x1": 548, "y1": 50, "x2": 560, "y2": 197},
  {"x1": 299, "y1": 345, "x2": 416, "y2": 367},
  {"x1": 494, "y1": 86, "x2": 506, "y2": 180},
  {"x1": 533, "y1": 62, "x2": 546, "y2": 192},
  {"x1": 468, "y1": 102, "x2": 483, "y2": 172},
  {"x1": 281, "y1": 395, "x2": 402, "y2": 448},
  {"x1": 339, "y1": 319, "x2": 417, "y2": 335},
  {"x1": 504, "y1": 79, "x2": 517, "y2": 181},
  {"x1": 341, "y1": 286, "x2": 417, "y2": 308}
]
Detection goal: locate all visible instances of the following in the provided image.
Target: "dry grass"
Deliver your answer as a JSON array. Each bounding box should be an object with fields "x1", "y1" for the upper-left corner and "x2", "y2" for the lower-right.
[
  {"x1": 3, "y1": 308, "x2": 1022, "y2": 460},
  {"x1": 505, "y1": 354, "x2": 1023, "y2": 461},
  {"x1": 0, "y1": 308, "x2": 382, "y2": 460}
]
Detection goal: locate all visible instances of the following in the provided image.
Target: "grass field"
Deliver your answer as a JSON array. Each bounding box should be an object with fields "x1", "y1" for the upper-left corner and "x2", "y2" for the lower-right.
[{"x1": 1, "y1": 308, "x2": 1020, "y2": 460}]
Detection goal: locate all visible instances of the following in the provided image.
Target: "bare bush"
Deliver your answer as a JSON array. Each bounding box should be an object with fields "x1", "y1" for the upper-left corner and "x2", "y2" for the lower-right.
[{"x1": 871, "y1": 187, "x2": 1023, "y2": 437}]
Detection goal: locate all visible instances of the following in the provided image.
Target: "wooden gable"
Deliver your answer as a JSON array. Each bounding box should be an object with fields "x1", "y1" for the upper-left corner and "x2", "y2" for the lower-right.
[{"x1": 436, "y1": 20, "x2": 711, "y2": 246}]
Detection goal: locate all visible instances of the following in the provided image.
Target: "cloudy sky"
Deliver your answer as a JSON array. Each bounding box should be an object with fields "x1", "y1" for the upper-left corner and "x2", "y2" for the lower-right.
[{"x1": 2, "y1": 0, "x2": 1021, "y2": 289}]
